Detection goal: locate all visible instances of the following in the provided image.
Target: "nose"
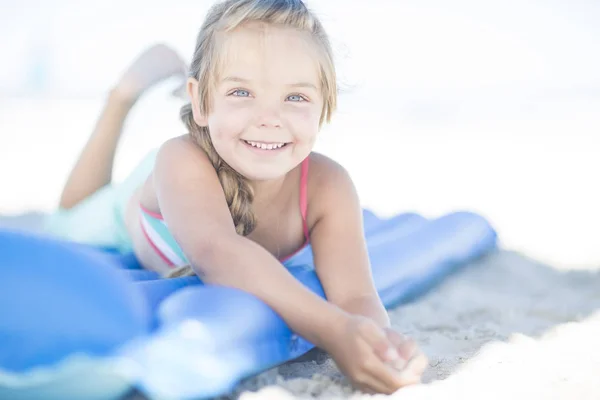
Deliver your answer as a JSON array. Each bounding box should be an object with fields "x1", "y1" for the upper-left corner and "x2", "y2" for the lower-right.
[{"x1": 256, "y1": 102, "x2": 282, "y2": 129}]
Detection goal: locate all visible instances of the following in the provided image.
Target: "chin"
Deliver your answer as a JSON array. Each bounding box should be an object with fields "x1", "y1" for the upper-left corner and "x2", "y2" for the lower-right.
[
  {"x1": 239, "y1": 165, "x2": 290, "y2": 182},
  {"x1": 228, "y1": 152, "x2": 299, "y2": 182}
]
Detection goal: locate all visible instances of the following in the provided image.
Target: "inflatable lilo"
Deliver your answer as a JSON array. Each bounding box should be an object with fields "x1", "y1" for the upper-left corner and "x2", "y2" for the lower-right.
[{"x1": 0, "y1": 210, "x2": 496, "y2": 399}]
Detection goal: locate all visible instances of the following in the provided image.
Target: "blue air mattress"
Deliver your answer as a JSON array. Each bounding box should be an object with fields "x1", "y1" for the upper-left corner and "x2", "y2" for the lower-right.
[{"x1": 0, "y1": 210, "x2": 496, "y2": 399}]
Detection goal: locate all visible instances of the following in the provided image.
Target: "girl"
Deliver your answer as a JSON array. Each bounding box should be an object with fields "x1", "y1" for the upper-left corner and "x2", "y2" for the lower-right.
[{"x1": 49, "y1": 0, "x2": 428, "y2": 394}]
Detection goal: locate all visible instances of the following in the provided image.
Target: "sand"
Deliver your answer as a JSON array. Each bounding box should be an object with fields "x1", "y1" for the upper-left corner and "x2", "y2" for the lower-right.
[{"x1": 231, "y1": 250, "x2": 600, "y2": 400}]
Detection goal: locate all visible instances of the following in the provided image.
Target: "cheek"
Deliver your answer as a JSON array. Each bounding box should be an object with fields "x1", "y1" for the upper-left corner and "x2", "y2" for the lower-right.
[
  {"x1": 209, "y1": 101, "x2": 251, "y2": 139},
  {"x1": 285, "y1": 105, "x2": 321, "y2": 139}
]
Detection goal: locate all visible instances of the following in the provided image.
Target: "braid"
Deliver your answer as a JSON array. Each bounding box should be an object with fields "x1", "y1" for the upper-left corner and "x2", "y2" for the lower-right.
[
  {"x1": 181, "y1": 104, "x2": 256, "y2": 235},
  {"x1": 165, "y1": 104, "x2": 257, "y2": 279}
]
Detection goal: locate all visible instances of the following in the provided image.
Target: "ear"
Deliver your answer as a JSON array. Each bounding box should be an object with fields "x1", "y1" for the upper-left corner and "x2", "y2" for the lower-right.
[{"x1": 187, "y1": 78, "x2": 208, "y2": 127}]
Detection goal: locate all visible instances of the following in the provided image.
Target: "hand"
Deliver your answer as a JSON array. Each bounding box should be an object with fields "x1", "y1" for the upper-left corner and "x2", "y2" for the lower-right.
[
  {"x1": 382, "y1": 326, "x2": 428, "y2": 383},
  {"x1": 114, "y1": 44, "x2": 187, "y2": 102},
  {"x1": 325, "y1": 315, "x2": 428, "y2": 394}
]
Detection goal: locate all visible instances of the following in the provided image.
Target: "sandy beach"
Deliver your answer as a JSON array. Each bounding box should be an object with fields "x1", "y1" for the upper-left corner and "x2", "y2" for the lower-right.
[{"x1": 231, "y1": 250, "x2": 600, "y2": 399}]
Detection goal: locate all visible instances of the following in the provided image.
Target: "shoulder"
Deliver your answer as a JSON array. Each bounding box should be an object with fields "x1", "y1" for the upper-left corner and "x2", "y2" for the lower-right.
[
  {"x1": 144, "y1": 135, "x2": 220, "y2": 202},
  {"x1": 155, "y1": 134, "x2": 211, "y2": 169},
  {"x1": 306, "y1": 152, "x2": 360, "y2": 225},
  {"x1": 152, "y1": 134, "x2": 226, "y2": 184},
  {"x1": 306, "y1": 152, "x2": 353, "y2": 187},
  {"x1": 141, "y1": 135, "x2": 216, "y2": 206}
]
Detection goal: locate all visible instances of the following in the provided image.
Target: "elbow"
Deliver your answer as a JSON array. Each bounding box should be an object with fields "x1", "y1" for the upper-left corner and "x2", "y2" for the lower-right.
[{"x1": 185, "y1": 234, "x2": 241, "y2": 280}]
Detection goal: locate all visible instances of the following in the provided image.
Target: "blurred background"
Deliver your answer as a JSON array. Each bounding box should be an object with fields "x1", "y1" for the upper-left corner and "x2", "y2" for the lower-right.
[{"x1": 1, "y1": 0, "x2": 599, "y2": 267}]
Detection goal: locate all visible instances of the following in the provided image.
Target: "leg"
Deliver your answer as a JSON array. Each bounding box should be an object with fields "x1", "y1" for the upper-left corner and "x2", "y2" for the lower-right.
[
  {"x1": 59, "y1": 44, "x2": 187, "y2": 209},
  {"x1": 58, "y1": 91, "x2": 134, "y2": 209}
]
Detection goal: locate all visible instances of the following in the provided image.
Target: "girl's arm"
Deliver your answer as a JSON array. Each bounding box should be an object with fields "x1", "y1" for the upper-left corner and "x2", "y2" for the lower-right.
[
  {"x1": 307, "y1": 154, "x2": 429, "y2": 382},
  {"x1": 306, "y1": 154, "x2": 389, "y2": 327},
  {"x1": 152, "y1": 137, "x2": 349, "y2": 349},
  {"x1": 152, "y1": 138, "x2": 426, "y2": 393}
]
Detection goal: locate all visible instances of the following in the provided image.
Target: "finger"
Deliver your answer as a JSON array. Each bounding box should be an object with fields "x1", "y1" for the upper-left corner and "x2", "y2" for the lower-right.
[
  {"x1": 395, "y1": 363, "x2": 424, "y2": 386},
  {"x1": 388, "y1": 353, "x2": 427, "y2": 388},
  {"x1": 354, "y1": 320, "x2": 404, "y2": 368},
  {"x1": 385, "y1": 328, "x2": 418, "y2": 360},
  {"x1": 395, "y1": 370, "x2": 422, "y2": 387},
  {"x1": 383, "y1": 328, "x2": 416, "y2": 370},
  {"x1": 362, "y1": 355, "x2": 417, "y2": 393},
  {"x1": 404, "y1": 352, "x2": 429, "y2": 376},
  {"x1": 353, "y1": 369, "x2": 398, "y2": 395},
  {"x1": 372, "y1": 339, "x2": 402, "y2": 366}
]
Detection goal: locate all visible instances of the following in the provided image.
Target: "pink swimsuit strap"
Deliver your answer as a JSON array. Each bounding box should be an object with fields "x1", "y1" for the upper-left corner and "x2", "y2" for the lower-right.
[
  {"x1": 299, "y1": 156, "x2": 310, "y2": 242},
  {"x1": 279, "y1": 156, "x2": 310, "y2": 263}
]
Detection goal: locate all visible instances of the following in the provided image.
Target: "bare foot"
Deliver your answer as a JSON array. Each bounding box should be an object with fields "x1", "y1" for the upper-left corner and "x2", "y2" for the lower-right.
[{"x1": 115, "y1": 44, "x2": 188, "y2": 102}]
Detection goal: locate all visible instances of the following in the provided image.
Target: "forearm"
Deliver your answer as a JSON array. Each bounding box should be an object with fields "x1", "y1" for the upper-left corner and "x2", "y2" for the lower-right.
[
  {"x1": 59, "y1": 89, "x2": 135, "y2": 209},
  {"x1": 191, "y1": 236, "x2": 350, "y2": 350},
  {"x1": 337, "y1": 294, "x2": 390, "y2": 328}
]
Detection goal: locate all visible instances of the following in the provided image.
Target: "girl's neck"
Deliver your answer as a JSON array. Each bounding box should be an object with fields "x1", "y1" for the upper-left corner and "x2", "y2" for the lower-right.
[{"x1": 250, "y1": 175, "x2": 288, "y2": 206}]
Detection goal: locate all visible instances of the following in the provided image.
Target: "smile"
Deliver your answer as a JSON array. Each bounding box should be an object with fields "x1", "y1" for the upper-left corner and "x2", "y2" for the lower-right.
[{"x1": 242, "y1": 140, "x2": 289, "y2": 150}]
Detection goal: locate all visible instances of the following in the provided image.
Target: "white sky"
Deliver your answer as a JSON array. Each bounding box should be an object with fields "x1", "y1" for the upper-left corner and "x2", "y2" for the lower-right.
[{"x1": 1, "y1": 0, "x2": 599, "y2": 267}]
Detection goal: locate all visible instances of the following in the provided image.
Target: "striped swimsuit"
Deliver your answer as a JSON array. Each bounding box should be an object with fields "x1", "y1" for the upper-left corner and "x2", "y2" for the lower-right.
[{"x1": 139, "y1": 158, "x2": 310, "y2": 268}]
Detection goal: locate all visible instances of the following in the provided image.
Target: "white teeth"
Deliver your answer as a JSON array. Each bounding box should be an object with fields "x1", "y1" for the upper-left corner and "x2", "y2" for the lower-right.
[{"x1": 245, "y1": 140, "x2": 285, "y2": 150}]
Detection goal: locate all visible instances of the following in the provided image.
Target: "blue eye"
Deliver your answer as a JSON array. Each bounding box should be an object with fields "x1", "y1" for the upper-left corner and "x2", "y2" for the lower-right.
[
  {"x1": 287, "y1": 94, "x2": 306, "y2": 102},
  {"x1": 232, "y1": 89, "x2": 250, "y2": 97}
]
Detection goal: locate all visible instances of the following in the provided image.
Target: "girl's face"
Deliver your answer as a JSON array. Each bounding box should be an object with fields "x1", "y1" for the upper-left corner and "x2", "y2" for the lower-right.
[{"x1": 192, "y1": 23, "x2": 324, "y2": 181}]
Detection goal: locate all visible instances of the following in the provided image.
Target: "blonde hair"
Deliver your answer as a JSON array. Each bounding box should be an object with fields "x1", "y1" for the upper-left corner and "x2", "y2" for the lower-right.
[{"x1": 170, "y1": 0, "x2": 337, "y2": 278}]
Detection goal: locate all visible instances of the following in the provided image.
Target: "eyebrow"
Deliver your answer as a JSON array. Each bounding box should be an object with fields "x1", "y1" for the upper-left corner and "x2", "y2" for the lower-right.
[{"x1": 221, "y1": 76, "x2": 318, "y2": 90}]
